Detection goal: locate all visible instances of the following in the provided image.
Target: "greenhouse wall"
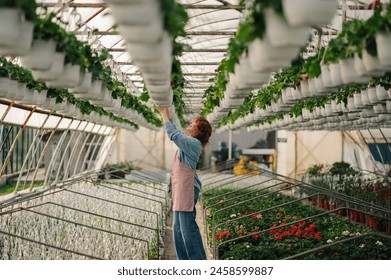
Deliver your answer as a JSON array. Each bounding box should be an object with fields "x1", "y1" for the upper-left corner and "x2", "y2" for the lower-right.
[{"x1": 278, "y1": 131, "x2": 343, "y2": 178}]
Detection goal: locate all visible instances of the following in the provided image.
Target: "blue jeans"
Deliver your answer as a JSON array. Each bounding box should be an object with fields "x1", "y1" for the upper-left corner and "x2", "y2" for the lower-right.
[{"x1": 172, "y1": 187, "x2": 207, "y2": 260}]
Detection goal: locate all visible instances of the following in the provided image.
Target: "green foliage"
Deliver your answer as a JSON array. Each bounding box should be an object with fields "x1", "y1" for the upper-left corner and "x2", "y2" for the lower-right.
[{"x1": 328, "y1": 161, "x2": 358, "y2": 176}]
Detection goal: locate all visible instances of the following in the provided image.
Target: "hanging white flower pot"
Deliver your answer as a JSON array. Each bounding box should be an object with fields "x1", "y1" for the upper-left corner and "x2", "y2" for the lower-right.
[
  {"x1": 320, "y1": 64, "x2": 335, "y2": 89},
  {"x1": 13, "y1": 83, "x2": 28, "y2": 101},
  {"x1": 149, "y1": 88, "x2": 173, "y2": 106},
  {"x1": 373, "y1": 104, "x2": 386, "y2": 114},
  {"x1": 353, "y1": 92, "x2": 364, "y2": 109},
  {"x1": 33, "y1": 90, "x2": 50, "y2": 108},
  {"x1": 228, "y1": 73, "x2": 250, "y2": 91},
  {"x1": 46, "y1": 64, "x2": 80, "y2": 88},
  {"x1": 21, "y1": 89, "x2": 40, "y2": 105},
  {"x1": 146, "y1": 80, "x2": 171, "y2": 93},
  {"x1": 368, "y1": 87, "x2": 379, "y2": 105},
  {"x1": 314, "y1": 75, "x2": 328, "y2": 95},
  {"x1": 85, "y1": 80, "x2": 103, "y2": 100},
  {"x1": 71, "y1": 71, "x2": 92, "y2": 94},
  {"x1": 362, "y1": 50, "x2": 386, "y2": 77},
  {"x1": 0, "y1": 77, "x2": 10, "y2": 98},
  {"x1": 264, "y1": 8, "x2": 310, "y2": 47},
  {"x1": 237, "y1": 56, "x2": 270, "y2": 87},
  {"x1": 307, "y1": 78, "x2": 318, "y2": 97},
  {"x1": 291, "y1": 87, "x2": 303, "y2": 101},
  {"x1": 331, "y1": 100, "x2": 338, "y2": 113},
  {"x1": 31, "y1": 52, "x2": 65, "y2": 82},
  {"x1": 3, "y1": 79, "x2": 18, "y2": 100},
  {"x1": 281, "y1": 87, "x2": 295, "y2": 104},
  {"x1": 0, "y1": 19, "x2": 33, "y2": 56},
  {"x1": 339, "y1": 58, "x2": 368, "y2": 85},
  {"x1": 118, "y1": 17, "x2": 164, "y2": 44},
  {"x1": 328, "y1": 63, "x2": 344, "y2": 87},
  {"x1": 0, "y1": 8, "x2": 22, "y2": 47},
  {"x1": 127, "y1": 33, "x2": 172, "y2": 63},
  {"x1": 248, "y1": 38, "x2": 299, "y2": 72},
  {"x1": 20, "y1": 40, "x2": 57, "y2": 71},
  {"x1": 281, "y1": 0, "x2": 337, "y2": 27},
  {"x1": 376, "y1": 85, "x2": 388, "y2": 102},
  {"x1": 299, "y1": 80, "x2": 311, "y2": 99},
  {"x1": 109, "y1": 0, "x2": 160, "y2": 26},
  {"x1": 375, "y1": 32, "x2": 391, "y2": 69},
  {"x1": 360, "y1": 89, "x2": 371, "y2": 107}
]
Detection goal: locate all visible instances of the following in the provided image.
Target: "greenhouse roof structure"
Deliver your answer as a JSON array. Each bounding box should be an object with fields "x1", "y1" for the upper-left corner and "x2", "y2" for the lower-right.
[{"x1": 31, "y1": 0, "x2": 385, "y2": 118}]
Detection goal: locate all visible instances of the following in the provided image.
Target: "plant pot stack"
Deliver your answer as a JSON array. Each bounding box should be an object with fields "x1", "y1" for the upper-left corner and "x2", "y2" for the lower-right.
[
  {"x1": 107, "y1": 0, "x2": 173, "y2": 107},
  {"x1": 0, "y1": 7, "x2": 34, "y2": 56}
]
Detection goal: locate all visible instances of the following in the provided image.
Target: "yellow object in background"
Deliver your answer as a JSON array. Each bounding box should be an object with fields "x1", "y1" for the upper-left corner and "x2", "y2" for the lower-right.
[{"x1": 233, "y1": 156, "x2": 260, "y2": 175}]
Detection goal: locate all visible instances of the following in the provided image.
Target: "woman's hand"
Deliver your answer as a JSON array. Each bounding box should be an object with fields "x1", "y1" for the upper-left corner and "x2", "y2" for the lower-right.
[{"x1": 157, "y1": 106, "x2": 171, "y2": 123}]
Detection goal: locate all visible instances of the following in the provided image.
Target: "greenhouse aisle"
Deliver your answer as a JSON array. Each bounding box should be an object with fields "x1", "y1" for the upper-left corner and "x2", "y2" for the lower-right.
[{"x1": 162, "y1": 202, "x2": 213, "y2": 260}]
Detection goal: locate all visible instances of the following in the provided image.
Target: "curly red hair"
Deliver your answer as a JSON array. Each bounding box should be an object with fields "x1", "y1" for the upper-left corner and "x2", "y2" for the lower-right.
[{"x1": 189, "y1": 116, "x2": 212, "y2": 147}]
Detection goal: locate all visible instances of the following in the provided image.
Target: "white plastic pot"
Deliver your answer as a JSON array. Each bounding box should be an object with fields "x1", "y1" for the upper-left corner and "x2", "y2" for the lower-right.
[
  {"x1": 328, "y1": 63, "x2": 344, "y2": 87},
  {"x1": 237, "y1": 56, "x2": 270, "y2": 87},
  {"x1": 264, "y1": 8, "x2": 310, "y2": 47},
  {"x1": 0, "y1": 20, "x2": 33, "y2": 56},
  {"x1": 282, "y1": 0, "x2": 337, "y2": 27},
  {"x1": 0, "y1": 77, "x2": 10, "y2": 97},
  {"x1": 362, "y1": 50, "x2": 386, "y2": 77},
  {"x1": 0, "y1": 8, "x2": 22, "y2": 47},
  {"x1": 46, "y1": 64, "x2": 80, "y2": 88},
  {"x1": 376, "y1": 32, "x2": 391, "y2": 69},
  {"x1": 20, "y1": 40, "x2": 57, "y2": 71},
  {"x1": 368, "y1": 87, "x2": 379, "y2": 104},
  {"x1": 149, "y1": 88, "x2": 173, "y2": 106},
  {"x1": 71, "y1": 71, "x2": 92, "y2": 94},
  {"x1": 32, "y1": 52, "x2": 65, "y2": 82},
  {"x1": 360, "y1": 89, "x2": 371, "y2": 107},
  {"x1": 339, "y1": 58, "x2": 368, "y2": 85},
  {"x1": 248, "y1": 38, "x2": 298, "y2": 72},
  {"x1": 353, "y1": 93, "x2": 364, "y2": 109},
  {"x1": 299, "y1": 80, "x2": 311, "y2": 99},
  {"x1": 118, "y1": 17, "x2": 164, "y2": 43},
  {"x1": 109, "y1": 0, "x2": 160, "y2": 25},
  {"x1": 320, "y1": 64, "x2": 335, "y2": 89},
  {"x1": 126, "y1": 33, "x2": 172, "y2": 62},
  {"x1": 376, "y1": 85, "x2": 388, "y2": 102}
]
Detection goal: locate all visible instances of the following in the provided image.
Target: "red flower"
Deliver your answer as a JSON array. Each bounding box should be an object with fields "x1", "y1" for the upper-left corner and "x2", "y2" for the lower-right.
[
  {"x1": 285, "y1": 215, "x2": 292, "y2": 221},
  {"x1": 276, "y1": 212, "x2": 282, "y2": 217},
  {"x1": 252, "y1": 233, "x2": 262, "y2": 239},
  {"x1": 252, "y1": 213, "x2": 262, "y2": 220},
  {"x1": 368, "y1": 0, "x2": 382, "y2": 9}
]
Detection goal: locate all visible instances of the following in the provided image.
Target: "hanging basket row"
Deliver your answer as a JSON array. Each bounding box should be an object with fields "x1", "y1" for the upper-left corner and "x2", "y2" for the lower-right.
[{"x1": 107, "y1": 0, "x2": 173, "y2": 107}]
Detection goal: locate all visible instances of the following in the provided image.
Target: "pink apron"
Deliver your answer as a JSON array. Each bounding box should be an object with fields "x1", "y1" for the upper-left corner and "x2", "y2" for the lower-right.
[{"x1": 171, "y1": 150, "x2": 195, "y2": 212}]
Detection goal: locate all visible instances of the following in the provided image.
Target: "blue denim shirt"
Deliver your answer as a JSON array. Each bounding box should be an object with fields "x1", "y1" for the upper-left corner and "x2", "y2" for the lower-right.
[{"x1": 165, "y1": 119, "x2": 202, "y2": 191}]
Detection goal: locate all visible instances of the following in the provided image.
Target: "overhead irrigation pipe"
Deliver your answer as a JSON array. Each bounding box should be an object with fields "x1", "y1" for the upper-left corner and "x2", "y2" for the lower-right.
[
  {"x1": 0, "y1": 107, "x2": 36, "y2": 177},
  {"x1": 13, "y1": 112, "x2": 52, "y2": 194}
]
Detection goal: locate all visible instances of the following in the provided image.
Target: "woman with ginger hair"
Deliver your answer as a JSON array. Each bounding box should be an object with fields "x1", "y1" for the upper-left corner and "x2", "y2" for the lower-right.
[{"x1": 158, "y1": 106, "x2": 212, "y2": 260}]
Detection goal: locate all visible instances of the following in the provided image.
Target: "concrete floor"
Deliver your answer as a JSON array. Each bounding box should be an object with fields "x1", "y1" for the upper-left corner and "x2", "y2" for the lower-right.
[{"x1": 162, "y1": 201, "x2": 213, "y2": 260}]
